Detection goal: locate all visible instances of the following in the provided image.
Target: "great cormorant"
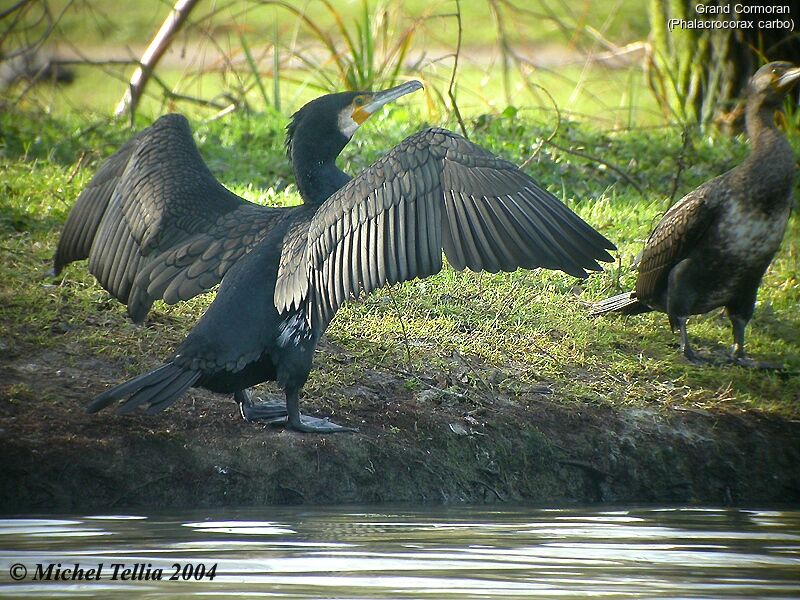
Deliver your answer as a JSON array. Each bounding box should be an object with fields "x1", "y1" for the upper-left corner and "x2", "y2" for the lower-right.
[
  {"x1": 55, "y1": 80, "x2": 616, "y2": 432},
  {"x1": 592, "y1": 62, "x2": 799, "y2": 365}
]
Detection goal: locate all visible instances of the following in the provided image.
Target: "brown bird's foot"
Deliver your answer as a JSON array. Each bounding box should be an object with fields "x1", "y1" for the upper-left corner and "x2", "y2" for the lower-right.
[
  {"x1": 682, "y1": 345, "x2": 713, "y2": 365},
  {"x1": 729, "y1": 355, "x2": 784, "y2": 371},
  {"x1": 676, "y1": 317, "x2": 713, "y2": 366}
]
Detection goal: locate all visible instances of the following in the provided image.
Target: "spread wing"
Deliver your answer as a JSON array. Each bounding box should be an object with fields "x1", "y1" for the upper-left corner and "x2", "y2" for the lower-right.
[
  {"x1": 635, "y1": 183, "x2": 719, "y2": 301},
  {"x1": 275, "y1": 127, "x2": 616, "y2": 327},
  {"x1": 54, "y1": 114, "x2": 280, "y2": 322}
]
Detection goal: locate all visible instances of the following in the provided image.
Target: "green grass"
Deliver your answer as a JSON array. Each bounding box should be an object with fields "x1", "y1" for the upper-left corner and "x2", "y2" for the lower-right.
[{"x1": 1, "y1": 104, "x2": 798, "y2": 419}]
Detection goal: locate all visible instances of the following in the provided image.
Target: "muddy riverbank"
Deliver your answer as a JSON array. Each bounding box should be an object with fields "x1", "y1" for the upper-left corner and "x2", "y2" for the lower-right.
[{"x1": 2, "y1": 341, "x2": 798, "y2": 513}]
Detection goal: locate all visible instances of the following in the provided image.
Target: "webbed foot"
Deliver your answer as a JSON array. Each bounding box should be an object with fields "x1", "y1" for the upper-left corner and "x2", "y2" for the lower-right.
[
  {"x1": 729, "y1": 355, "x2": 784, "y2": 371},
  {"x1": 235, "y1": 389, "x2": 288, "y2": 423},
  {"x1": 235, "y1": 389, "x2": 356, "y2": 432},
  {"x1": 288, "y1": 414, "x2": 357, "y2": 433},
  {"x1": 682, "y1": 346, "x2": 712, "y2": 365}
]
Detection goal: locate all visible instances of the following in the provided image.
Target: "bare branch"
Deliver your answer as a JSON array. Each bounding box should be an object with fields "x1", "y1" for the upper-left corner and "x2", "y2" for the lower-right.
[
  {"x1": 0, "y1": 0, "x2": 34, "y2": 21},
  {"x1": 448, "y1": 0, "x2": 468, "y2": 140},
  {"x1": 114, "y1": 0, "x2": 201, "y2": 122},
  {"x1": 544, "y1": 139, "x2": 645, "y2": 198}
]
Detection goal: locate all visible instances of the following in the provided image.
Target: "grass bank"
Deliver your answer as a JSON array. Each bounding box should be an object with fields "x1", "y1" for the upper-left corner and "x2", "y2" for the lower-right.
[{"x1": 1, "y1": 105, "x2": 798, "y2": 510}]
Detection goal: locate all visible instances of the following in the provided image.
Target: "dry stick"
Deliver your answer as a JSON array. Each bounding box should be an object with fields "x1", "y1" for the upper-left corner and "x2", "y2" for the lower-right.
[
  {"x1": 487, "y1": 0, "x2": 512, "y2": 106},
  {"x1": 114, "y1": 0, "x2": 201, "y2": 123},
  {"x1": 386, "y1": 287, "x2": 413, "y2": 373},
  {"x1": 519, "y1": 84, "x2": 561, "y2": 169},
  {"x1": 0, "y1": 0, "x2": 34, "y2": 20},
  {"x1": 544, "y1": 138, "x2": 645, "y2": 198},
  {"x1": 669, "y1": 127, "x2": 691, "y2": 202},
  {"x1": 149, "y1": 72, "x2": 233, "y2": 110},
  {"x1": 1, "y1": 1, "x2": 48, "y2": 56},
  {"x1": 447, "y1": 0, "x2": 469, "y2": 141}
]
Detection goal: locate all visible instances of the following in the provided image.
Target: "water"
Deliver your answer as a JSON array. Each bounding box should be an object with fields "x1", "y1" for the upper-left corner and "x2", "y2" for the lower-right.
[{"x1": 0, "y1": 506, "x2": 798, "y2": 598}]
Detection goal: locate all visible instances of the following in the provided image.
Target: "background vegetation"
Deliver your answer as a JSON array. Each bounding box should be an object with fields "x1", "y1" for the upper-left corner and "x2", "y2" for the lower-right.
[{"x1": 1, "y1": 0, "x2": 798, "y2": 420}]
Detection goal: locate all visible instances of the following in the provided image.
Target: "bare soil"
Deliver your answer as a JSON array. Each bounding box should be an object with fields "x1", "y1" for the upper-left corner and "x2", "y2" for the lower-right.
[{"x1": 2, "y1": 335, "x2": 798, "y2": 514}]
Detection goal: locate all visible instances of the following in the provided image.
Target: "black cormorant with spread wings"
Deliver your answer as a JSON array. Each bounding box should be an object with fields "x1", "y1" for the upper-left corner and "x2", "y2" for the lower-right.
[
  {"x1": 592, "y1": 62, "x2": 799, "y2": 366},
  {"x1": 55, "y1": 80, "x2": 615, "y2": 432}
]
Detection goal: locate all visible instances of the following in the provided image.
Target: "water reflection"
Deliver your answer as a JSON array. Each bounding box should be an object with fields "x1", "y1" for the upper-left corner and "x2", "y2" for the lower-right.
[{"x1": 0, "y1": 506, "x2": 798, "y2": 598}]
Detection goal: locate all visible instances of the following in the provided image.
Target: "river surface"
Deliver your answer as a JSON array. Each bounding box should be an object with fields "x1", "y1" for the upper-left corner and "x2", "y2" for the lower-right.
[{"x1": 0, "y1": 506, "x2": 798, "y2": 598}]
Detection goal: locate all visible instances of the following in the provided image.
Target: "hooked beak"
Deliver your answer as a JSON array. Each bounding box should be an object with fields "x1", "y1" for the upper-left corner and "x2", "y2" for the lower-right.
[
  {"x1": 778, "y1": 66, "x2": 800, "y2": 90},
  {"x1": 352, "y1": 80, "x2": 424, "y2": 124}
]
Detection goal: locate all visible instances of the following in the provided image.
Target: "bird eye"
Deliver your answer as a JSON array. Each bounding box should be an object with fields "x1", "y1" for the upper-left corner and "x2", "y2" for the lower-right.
[{"x1": 353, "y1": 96, "x2": 366, "y2": 107}]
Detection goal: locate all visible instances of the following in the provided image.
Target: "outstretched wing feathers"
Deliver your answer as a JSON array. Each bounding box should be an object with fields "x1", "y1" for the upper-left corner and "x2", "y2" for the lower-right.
[
  {"x1": 275, "y1": 128, "x2": 614, "y2": 327},
  {"x1": 56, "y1": 114, "x2": 279, "y2": 322},
  {"x1": 54, "y1": 134, "x2": 141, "y2": 274},
  {"x1": 64, "y1": 120, "x2": 613, "y2": 329}
]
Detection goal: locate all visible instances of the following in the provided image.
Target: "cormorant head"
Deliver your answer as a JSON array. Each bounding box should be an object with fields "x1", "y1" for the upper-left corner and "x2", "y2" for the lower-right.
[
  {"x1": 748, "y1": 62, "x2": 800, "y2": 107},
  {"x1": 286, "y1": 80, "x2": 423, "y2": 161}
]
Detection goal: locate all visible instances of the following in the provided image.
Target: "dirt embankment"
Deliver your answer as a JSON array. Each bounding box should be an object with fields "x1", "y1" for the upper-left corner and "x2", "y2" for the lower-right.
[{"x1": 1, "y1": 340, "x2": 798, "y2": 513}]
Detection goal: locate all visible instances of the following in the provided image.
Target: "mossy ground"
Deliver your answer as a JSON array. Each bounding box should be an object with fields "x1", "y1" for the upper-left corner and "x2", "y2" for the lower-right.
[{"x1": 1, "y1": 99, "x2": 799, "y2": 511}]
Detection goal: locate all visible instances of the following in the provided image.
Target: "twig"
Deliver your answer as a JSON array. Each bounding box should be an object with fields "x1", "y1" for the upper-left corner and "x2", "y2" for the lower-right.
[
  {"x1": 49, "y1": 58, "x2": 139, "y2": 67},
  {"x1": 386, "y1": 288, "x2": 413, "y2": 372},
  {"x1": 557, "y1": 458, "x2": 609, "y2": 479},
  {"x1": 0, "y1": 0, "x2": 33, "y2": 20},
  {"x1": 487, "y1": 0, "x2": 512, "y2": 105},
  {"x1": 447, "y1": 0, "x2": 469, "y2": 140},
  {"x1": 389, "y1": 366, "x2": 471, "y2": 401},
  {"x1": 544, "y1": 138, "x2": 645, "y2": 197},
  {"x1": 149, "y1": 72, "x2": 234, "y2": 110},
  {"x1": 519, "y1": 84, "x2": 561, "y2": 169},
  {"x1": 114, "y1": 0, "x2": 201, "y2": 123},
  {"x1": 474, "y1": 479, "x2": 504, "y2": 501},
  {"x1": 669, "y1": 126, "x2": 692, "y2": 202}
]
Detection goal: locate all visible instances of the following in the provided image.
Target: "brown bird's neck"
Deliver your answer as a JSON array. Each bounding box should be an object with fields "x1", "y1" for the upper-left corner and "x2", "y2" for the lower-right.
[
  {"x1": 740, "y1": 97, "x2": 796, "y2": 210},
  {"x1": 745, "y1": 98, "x2": 790, "y2": 157}
]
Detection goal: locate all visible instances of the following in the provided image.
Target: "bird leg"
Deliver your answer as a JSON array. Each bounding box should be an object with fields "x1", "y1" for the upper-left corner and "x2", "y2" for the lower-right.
[
  {"x1": 235, "y1": 389, "x2": 288, "y2": 423},
  {"x1": 729, "y1": 314, "x2": 748, "y2": 361},
  {"x1": 675, "y1": 316, "x2": 709, "y2": 365},
  {"x1": 286, "y1": 388, "x2": 357, "y2": 433},
  {"x1": 727, "y1": 314, "x2": 783, "y2": 370},
  {"x1": 236, "y1": 388, "x2": 355, "y2": 432}
]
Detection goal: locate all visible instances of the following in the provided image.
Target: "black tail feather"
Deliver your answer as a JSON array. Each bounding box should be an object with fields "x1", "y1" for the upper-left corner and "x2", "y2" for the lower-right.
[
  {"x1": 590, "y1": 291, "x2": 651, "y2": 317},
  {"x1": 144, "y1": 370, "x2": 202, "y2": 414},
  {"x1": 87, "y1": 362, "x2": 200, "y2": 415}
]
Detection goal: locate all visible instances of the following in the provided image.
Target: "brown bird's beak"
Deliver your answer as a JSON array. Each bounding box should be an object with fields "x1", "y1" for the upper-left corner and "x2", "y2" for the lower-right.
[
  {"x1": 777, "y1": 66, "x2": 800, "y2": 90},
  {"x1": 352, "y1": 80, "x2": 424, "y2": 124}
]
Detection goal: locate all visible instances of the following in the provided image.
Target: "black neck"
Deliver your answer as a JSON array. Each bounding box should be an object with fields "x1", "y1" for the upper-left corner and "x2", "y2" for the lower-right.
[
  {"x1": 286, "y1": 116, "x2": 350, "y2": 204},
  {"x1": 292, "y1": 154, "x2": 351, "y2": 205}
]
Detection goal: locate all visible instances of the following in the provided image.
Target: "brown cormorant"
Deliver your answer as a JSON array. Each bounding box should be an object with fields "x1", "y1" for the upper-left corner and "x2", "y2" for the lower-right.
[
  {"x1": 591, "y1": 62, "x2": 799, "y2": 365},
  {"x1": 55, "y1": 80, "x2": 616, "y2": 432}
]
